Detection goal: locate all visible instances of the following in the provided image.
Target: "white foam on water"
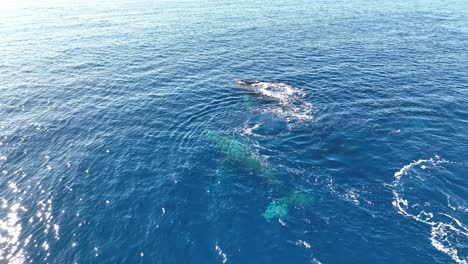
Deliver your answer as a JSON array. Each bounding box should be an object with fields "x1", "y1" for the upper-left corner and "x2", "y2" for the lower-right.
[
  {"x1": 296, "y1": 240, "x2": 311, "y2": 249},
  {"x1": 343, "y1": 189, "x2": 360, "y2": 206},
  {"x1": 215, "y1": 242, "x2": 228, "y2": 264},
  {"x1": 242, "y1": 123, "x2": 262, "y2": 136},
  {"x1": 391, "y1": 156, "x2": 468, "y2": 264},
  {"x1": 246, "y1": 82, "x2": 305, "y2": 103},
  {"x1": 311, "y1": 258, "x2": 323, "y2": 264},
  {"x1": 236, "y1": 81, "x2": 317, "y2": 126}
]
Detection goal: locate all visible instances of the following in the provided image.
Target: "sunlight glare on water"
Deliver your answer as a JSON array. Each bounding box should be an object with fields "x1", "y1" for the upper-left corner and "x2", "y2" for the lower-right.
[{"x1": 0, "y1": 0, "x2": 467, "y2": 263}]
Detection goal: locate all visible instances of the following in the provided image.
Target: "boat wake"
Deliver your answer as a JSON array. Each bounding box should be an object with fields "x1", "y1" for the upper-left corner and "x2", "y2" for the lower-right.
[{"x1": 391, "y1": 156, "x2": 468, "y2": 264}]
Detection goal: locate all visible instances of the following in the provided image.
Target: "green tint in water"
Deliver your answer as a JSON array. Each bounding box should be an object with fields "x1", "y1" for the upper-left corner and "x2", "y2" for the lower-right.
[
  {"x1": 263, "y1": 191, "x2": 317, "y2": 222},
  {"x1": 243, "y1": 94, "x2": 253, "y2": 111},
  {"x1": 204, "y1": 130, "x2": 274, "y2": 179},
  {"x1": 263, "y1": 199, "x2": 289, "y2": 222},
  {"x1": 287, "y1": 191, "x2": 317, "y2": 207}
]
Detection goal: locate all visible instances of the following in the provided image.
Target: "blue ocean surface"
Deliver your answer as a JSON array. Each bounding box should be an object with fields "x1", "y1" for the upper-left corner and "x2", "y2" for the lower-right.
[{"x1": 1, "y1": 0, "x2": 467, "y2": 263}]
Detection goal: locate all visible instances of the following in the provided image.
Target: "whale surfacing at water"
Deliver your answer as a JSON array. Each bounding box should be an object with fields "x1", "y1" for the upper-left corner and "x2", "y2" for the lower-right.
[
  {"x1": 234, "y1": 80, "x2": 305, "y2": 103},
  {"x1": 235, "y1": 80, "x2": 316, "y2": 124},
  {"x1": 234, "y1": 80, "x2": 279, "y2": 102},
  {"x1": 235, "y1": 80, "x2": 260, "y2": 86}
]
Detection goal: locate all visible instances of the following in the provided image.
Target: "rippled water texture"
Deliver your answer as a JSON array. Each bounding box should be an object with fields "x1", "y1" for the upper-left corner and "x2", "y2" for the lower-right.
[{"x1": 1, "y1": 0, "x2": 467, "y2": 263}]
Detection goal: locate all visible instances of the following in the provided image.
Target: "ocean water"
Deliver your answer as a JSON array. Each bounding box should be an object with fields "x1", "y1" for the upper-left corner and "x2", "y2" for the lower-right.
[{"x1": 1, "y1": 0, "x2": 468, "y2": 263}]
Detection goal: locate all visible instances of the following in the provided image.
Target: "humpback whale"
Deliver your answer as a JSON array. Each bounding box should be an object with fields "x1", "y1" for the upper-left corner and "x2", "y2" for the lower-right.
[
  {"x1": 235, "y1": 80, "x2": 305, "y2": 103},
  {"x1": 235, "y1": 80, "x2": 259, "y2": 86},
  {"x1": 204, "y1": 129, "x2": 317, "y2": 222},
  {"x1": 234, "y1": 80, "x2": 316, "y2": 124},
  {"x1": 263, "y1": 191, "x2": 317, "y2": 222},
  {"x1": 204, "y1": 130, "x2": 275, "y2": 180}
]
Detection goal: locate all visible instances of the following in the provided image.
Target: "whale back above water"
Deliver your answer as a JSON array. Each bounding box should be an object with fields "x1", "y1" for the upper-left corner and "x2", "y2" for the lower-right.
[
  {"x1": 234, "y1": 80, "x2": 305, "y2": 104},
  {"x1": 235, "y1": 80, "x2": 260, "y2": 86},
  {"x1": 234, "y1": 80, "x2": 316, "y2": 124}
]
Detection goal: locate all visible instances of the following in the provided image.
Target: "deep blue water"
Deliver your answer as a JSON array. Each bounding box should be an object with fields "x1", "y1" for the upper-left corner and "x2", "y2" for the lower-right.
[{"x1": 1, "y1": 0, "x2": 468, "y2": 263}]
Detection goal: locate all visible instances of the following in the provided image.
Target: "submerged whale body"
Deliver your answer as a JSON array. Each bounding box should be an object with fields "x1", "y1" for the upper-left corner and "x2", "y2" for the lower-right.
[
  {"x1": 263, "y1": 191, "x2": 317, "y2": 222},
  {"x1": 204, "y1": 130, "x2": 275, "y2": 180},
  {"x1": 204, "y1": 131, "x2": 318, "y2": 222}
]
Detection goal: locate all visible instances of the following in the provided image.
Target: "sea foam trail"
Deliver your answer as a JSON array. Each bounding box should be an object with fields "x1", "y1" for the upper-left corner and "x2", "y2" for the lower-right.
[
  {"x1": 235, "y1": 81, "x2": 317, "y2": 126},
  {"x1": 391, "y1": 156, "x2": 468, "y2": 264}
]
